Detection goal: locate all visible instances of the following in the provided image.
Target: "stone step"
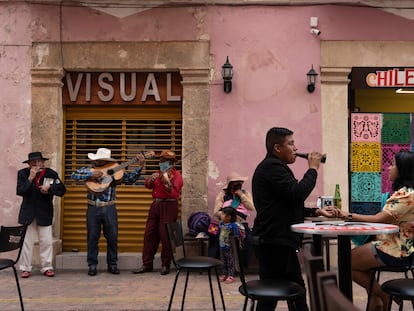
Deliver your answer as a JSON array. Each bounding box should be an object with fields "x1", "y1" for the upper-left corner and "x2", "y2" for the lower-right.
[{"x1": 55, "y1": 252, "x2": 161, "y2": 271}]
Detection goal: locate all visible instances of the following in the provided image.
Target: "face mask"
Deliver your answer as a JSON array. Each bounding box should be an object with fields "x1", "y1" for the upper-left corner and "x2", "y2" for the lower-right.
[{"x1": 159, "y1": 161, "x2": 171, "y2": 173}]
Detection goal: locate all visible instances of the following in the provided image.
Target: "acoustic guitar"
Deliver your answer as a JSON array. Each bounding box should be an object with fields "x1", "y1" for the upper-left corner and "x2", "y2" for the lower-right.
[{"x1": 85, "y1": 151, "x2": 155, "y2": 195}]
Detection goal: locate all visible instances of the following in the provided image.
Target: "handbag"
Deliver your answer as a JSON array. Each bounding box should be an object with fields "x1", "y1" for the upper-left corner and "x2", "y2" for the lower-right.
[{"x1": 208, "y1": 221, "x2": 219, "y2": 236}]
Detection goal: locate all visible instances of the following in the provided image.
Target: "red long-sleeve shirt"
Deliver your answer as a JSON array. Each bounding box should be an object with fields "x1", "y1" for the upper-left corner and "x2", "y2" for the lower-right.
[{"x1": 144, "y1": 168, "x2": 183, "y2": 199}]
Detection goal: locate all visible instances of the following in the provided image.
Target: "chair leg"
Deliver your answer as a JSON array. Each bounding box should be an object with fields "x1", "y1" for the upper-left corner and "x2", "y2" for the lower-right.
[
  {"x1": 287, "y1": 300, "x2": 296, "y2": 311},
  {"x1": 366, "y1": 270, "x2": 377, "y2": 311},
  {"x1": 249, "y1": 298, "x2": 255, "y2": 311},
  {"x1": 385, "y1": 294, "x2": 393, "y2": 311},
  {"x1": 214, "y1": 268, "x2": 226, "y2": 310},
  {"x1": 12, "y1": 266, "x2": 24, "y2": 311},
  {"x1": 168, "y1": 270, "x2": 181, "y2": 311},
  {"x1": 181, "y1": 271, "x2": 190, "y2": 311},
  {"x1": 325, "y1": 238, "x2": 331, "y2": 271},
  {"x1": 376, "y1": 270, "x2": 381, "y2": 282},
  {"x1": 241, "y1": 296, "x2": 248, "y2": 311},
  {"x1": 207, "y1": 270, "x2": 217, "y2": 311}
]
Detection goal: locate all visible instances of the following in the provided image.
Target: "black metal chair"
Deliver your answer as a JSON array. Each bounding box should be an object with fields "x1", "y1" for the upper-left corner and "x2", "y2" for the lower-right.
[
  {"x1": 381, "y1": 278, "x2": 414, "y2": 311},
  {"x1": 316, "y1": 271, "x2": 360, "y2": 311},
  {"x1": 0, "y1": 225, "x2": 28, "y2": 311},
  {"x1": 231, "y1": 236, "x2": 305, "y2": 311},
  {"x1": 366, "y1": 254, "x2": 414, "y2": 311},
  {"x1": 165, "y1": 221, "x2": 225, "y2": 311}
]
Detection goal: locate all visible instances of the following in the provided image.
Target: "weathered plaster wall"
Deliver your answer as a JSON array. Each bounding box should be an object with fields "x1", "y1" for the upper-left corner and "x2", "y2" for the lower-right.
[
  {"x1": 206, "y1": 5, "x2": 414, "y2": 220},
  {"x1": 0, "y1": 4, "x2": 33, "y2": 225},
  {"x1": 2, "y1": 2, "x2": 414, "y2": 230}
]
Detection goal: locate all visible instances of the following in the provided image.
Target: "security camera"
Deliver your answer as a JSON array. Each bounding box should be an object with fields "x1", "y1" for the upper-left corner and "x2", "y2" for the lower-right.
[{"x1": 310, "y1": 28, "x2": 321, "y2": 36}]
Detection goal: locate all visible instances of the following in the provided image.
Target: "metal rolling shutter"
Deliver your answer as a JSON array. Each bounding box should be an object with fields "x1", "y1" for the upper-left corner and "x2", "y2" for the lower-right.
[{"x1": 62, "y1": 106, "x2": 182, "y2": 252}]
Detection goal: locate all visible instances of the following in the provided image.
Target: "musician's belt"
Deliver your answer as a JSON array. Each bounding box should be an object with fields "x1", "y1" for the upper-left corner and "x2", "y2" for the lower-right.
[
  {"x1": 88, "y1": 200, "x2": 115, "y2": 207},
  {"x1": 153, "y1": 198, "x2": 177, "y2": 203}
]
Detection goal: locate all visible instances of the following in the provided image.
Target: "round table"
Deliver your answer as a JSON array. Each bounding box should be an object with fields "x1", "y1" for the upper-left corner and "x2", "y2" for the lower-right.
[{"x1": 292, "y1": 221, "x2": 399, "y2": 301}]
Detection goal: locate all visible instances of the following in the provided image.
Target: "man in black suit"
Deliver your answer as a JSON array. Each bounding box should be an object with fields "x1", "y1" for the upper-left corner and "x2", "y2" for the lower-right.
[{"x1": 17, "y1": 151, "x2": 66, "y2": 278}]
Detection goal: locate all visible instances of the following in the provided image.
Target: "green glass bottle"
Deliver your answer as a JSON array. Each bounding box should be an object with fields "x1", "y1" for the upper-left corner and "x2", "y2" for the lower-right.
[{"x1": 334, "y1": 184, "x2": 342, "y2": 210}]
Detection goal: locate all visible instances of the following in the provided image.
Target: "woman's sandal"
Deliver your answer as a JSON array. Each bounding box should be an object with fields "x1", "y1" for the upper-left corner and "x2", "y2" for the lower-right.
[
  {"x1": 225, "y1": 276, "x2": 235, "y2": 284},
  {"x1": 44, "y1": 269, "x2": 55, "y2": 277},
  {"x1": 21, "y1": 271, "x2": 30, "y2": 278}
]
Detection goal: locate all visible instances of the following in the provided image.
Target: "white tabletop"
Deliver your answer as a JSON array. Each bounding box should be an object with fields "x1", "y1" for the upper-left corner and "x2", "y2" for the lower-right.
[{"x1": 291, "y1": 221, "x2": 399, "y2": 236}]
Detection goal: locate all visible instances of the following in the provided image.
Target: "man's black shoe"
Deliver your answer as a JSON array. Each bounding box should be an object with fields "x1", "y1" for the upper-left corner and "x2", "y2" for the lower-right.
[
  {"x1": 132, "y1": 265, "x2": 153, "y2": 274},
  {"x1": 108, "y1": 266, "x2": 120, "y2": 274},
  {"x1": 160, "y1": 266, "x2": 170, "y2": 275},
  {"x1": 88, "y1": 266, "x2": 97, "y2": 276}
]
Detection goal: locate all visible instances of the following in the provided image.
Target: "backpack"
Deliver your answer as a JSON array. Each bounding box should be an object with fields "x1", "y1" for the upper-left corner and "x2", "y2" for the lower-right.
[{"x1": 187, "y1": 212, "x2": 211, "y2": 237}]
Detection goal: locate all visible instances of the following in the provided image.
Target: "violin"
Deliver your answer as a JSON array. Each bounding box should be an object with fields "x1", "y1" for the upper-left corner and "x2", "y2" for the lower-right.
[{"x1": 161, "y1": 170, "x2": 173, "y2": 189}]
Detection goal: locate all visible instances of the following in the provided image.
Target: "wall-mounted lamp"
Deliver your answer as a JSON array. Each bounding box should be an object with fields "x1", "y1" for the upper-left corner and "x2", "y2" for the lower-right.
[
  {"x1": 306, "y1": 65, "x2": 319, "y2": 93},
  {"x1": 221, "y1": 56, "x2": 233, "y2": 93}
]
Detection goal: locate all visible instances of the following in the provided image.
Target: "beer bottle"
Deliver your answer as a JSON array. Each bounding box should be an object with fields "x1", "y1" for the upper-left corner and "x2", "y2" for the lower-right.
[{"x1": 334, "y1": 184, "x2": 342, "y2": 210}]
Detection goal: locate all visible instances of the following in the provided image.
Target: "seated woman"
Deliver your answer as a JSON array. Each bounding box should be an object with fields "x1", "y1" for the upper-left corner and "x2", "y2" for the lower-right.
[{"x1": 340, "y1": 151, "x2": 414, "y2": 311}]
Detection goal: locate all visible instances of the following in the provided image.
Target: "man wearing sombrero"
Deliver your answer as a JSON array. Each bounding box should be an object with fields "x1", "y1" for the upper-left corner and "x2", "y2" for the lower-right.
[
  {"x1": 133, "y1": 149, "x2": 183, "y2": 275},
  {"x1": 71, "y1": 148, "x2": 145, "y2": 276},
  {"x1": 17, "y1": 151, "x2": 66, "y2": 278}
]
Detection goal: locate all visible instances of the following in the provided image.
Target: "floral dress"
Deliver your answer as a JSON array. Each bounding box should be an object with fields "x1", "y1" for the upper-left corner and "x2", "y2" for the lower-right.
[{"x1": 373, "y1": 186, "x2": 414, "y2": 258}]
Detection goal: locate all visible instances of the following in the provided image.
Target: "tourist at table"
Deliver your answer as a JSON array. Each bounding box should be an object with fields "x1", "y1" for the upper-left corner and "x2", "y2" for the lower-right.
[{"x1": 339, "y1": 151, "x2": 414, "y2": 311}]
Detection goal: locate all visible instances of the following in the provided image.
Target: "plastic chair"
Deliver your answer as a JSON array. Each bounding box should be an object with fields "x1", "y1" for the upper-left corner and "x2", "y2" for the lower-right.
[
  {"x1": 231, "y1": 236, "x2": 305, "y2": 311},
  {"x1": 0, "y1": 225, "x2": 28, "y2": 311},
  {"x1": 165, "y1": 221, "x2": 226, "y2": 311},
  {"x1": 316, "y1": 271, "x2": 360, "y2": 311},
  {"x1": 365, "y1": 254, "x2": 414, "y2": 311},
  {"x1": 381, "y1": 278, "x2": 414, "y2": 311}
]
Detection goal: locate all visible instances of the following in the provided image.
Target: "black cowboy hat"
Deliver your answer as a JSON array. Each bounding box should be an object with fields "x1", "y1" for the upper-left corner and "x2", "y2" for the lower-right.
[{"x1": 22, "y1": 151, "x2": 49, "y2": 163}]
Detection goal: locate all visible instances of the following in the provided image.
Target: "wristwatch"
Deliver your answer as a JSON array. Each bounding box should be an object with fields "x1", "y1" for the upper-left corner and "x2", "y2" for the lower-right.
[{"x1": 348, "y1": 213, "x2": 353, "y2": 221}]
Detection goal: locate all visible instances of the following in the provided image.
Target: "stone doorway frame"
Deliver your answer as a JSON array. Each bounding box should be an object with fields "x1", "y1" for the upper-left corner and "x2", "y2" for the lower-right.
[{"x1": 31, "y1": 41, "x2": 211, "y2": 243}]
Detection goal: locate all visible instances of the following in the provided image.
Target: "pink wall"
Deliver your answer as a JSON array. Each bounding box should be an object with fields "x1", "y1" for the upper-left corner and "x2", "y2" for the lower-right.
[
  {"x1": 0, "y1": 4, "x2": 33, "y2": 224},
  {"x1": 2, "y1": 3, "x2": 414, "y2": 225}
]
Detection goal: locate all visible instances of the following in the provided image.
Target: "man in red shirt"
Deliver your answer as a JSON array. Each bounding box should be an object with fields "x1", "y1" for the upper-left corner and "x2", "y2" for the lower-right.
[{"x1": 133, "y1": 150, "x2": 183, "y2": 275}]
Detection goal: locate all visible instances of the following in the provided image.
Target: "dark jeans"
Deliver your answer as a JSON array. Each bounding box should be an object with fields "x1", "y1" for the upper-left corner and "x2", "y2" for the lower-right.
[
  {"x1": 254, "y1": 243, "x2": 309, "y2": 311},
  {"x1": 87, "y1": 204, "x2": 118, "y2": 267}
]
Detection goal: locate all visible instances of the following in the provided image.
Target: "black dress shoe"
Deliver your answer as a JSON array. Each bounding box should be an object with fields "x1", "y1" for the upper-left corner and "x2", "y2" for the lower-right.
[
  {"x1": 108, "y1": 266, "x2": 120, "y2": 274},
  {"x1": 132, "y1": 265, "x2": 153, "y2": 274},
  {"x1": 88, "y1": 266, "x2": 97, "y2": 276},
  {"x1": 160, "y1": 266, "x2": 170, "y2": 275}
]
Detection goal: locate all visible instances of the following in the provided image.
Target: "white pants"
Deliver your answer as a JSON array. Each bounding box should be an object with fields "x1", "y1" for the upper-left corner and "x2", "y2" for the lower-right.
[{"x1": 19, "y1": 219, "x2": 53, "y2": 273}]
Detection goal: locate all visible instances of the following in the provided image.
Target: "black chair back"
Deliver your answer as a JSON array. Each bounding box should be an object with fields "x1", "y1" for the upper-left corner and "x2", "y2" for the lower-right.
[
  {"x1": 317, "y1": 271, "x2": 360, "y2": 311},
  {"x1": 165, "y1": 221, "x2": 187, "y2": 264},
  {"x1": 0, "y1": 224, "x2": 28, "y2": 311},
  {"x1": 231, "y1": 235, "x2": 248, "y2": 293},
  {"x1": 302, "y1": 242, "x2": 325, "y2": 311},
  {"x1": 0, "y1": 225, "x2": 27, "y2": 260}
]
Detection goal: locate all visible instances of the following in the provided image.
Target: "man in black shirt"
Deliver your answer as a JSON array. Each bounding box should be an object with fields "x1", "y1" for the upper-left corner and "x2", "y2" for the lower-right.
[{"x1": 252, "y1": 127, "x2": 338, "y2": 311}]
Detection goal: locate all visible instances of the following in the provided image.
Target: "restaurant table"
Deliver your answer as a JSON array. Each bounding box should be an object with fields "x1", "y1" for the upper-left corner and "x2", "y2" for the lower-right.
[{"x1": 291, "y1": 221, "x2": 399, "y2": 301}]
